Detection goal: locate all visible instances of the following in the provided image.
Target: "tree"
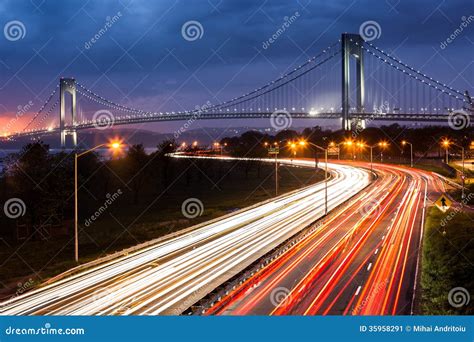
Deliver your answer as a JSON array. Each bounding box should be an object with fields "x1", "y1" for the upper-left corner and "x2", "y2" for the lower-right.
[
  {"x1": 5, "y1": 142, "x2": 72, "y2": 239},
  {"x1": 125, "y1": 144, "x2": 149, "y2": 204},
  {"x1": 150, "y1": 139, "x2": 176, "y2": 190}
]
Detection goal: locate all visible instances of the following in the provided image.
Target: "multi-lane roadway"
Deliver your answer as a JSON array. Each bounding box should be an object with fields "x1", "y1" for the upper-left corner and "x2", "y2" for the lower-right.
[
  {"x1": 0, "y1": 158, "x2": 369, "y2": 315},
  {"x1": 0, "y1": 157, "x2": 447, "y2": 316},
  {"x1": 205, "y1": 162, "x2": 446, "y2": 315}
]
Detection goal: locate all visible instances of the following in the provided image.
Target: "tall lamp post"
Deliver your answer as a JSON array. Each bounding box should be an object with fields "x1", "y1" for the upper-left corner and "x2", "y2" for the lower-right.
[
  {"x1": 442, "y1": 139, "x2": 450, "y2": 164},
  {"x1": 265, "y1": 142, "x2": 280, "y2": 196},
  {"x1": 214, "y1": 142, "x2": 225, "y2": 155},
  {"x1": 288, "y1": 142, "x2": 298, "y2": 164},
  {"x1": 358, "y1": 142, "x2": 389, "y2": 171},
  {"x1": 74, "y1": 141, "x2": 122, "y2": 263},
  {"x1": 402, "y1": 140, "x2": 413, "y2": 167},
  {"x1": 367, "y1": 143, "x2": 379, "y2": 171},
  {"x1": 344, "y1": 139, "x2": 356, "y2": 160},
  {"x1": 299, "y1": 140, "x2": 328, "y2": 216},
  {"x1": 378, "y1": 141, "x2": 389, "y2": 162},
  {"x1": 446, "y1": 140, "x2": 465, "y2": 199}
]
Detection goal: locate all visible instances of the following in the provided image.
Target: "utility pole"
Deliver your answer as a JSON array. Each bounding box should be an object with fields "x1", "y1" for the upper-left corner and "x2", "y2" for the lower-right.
[
  {"x1": 275, "y1": 153, "x2": 278, "y2": 196},
  {"x1": 402, "y1": 141, "x2": 413, "y2": 167}
]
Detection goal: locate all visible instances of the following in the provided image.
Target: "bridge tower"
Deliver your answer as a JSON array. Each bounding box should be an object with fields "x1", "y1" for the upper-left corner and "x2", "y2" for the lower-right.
[
  {"x1": 341, "y1": 33, "x2": 365, "y2": 131},
  {"x1": 59, "y1": 78, "x2": 77, "y2": 148}
]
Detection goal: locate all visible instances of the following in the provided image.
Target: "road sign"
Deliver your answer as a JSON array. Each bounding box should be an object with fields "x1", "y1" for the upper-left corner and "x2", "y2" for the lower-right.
[
  {"x1": 328, "y1": 146, "x2": 339, "y2": 156},
  {"x1": 268, "y1": 147, "x2": 279, "y2": 155},
  {"x1": 434, "y1": 194, "x2": 452, "y2": 213}
]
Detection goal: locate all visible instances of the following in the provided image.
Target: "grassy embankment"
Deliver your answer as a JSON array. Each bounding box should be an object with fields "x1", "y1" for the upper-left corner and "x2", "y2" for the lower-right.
[{"x1": 420, "y1": 205, "x2": 473, "y2": 315}]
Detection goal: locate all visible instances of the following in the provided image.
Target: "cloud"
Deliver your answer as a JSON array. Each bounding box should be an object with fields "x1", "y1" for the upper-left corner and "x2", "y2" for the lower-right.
[{"x1": 0, "y1": 0, "x2": 472, "y2": 131}]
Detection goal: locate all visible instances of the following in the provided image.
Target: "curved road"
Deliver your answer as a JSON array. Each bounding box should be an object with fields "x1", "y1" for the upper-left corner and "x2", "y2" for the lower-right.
[
  {"x1": 205, "y1": 162, "x2": 446, "y2": 315},
  {"x1": 0, "y1": 158, "x2": 369, "y2": 315}
]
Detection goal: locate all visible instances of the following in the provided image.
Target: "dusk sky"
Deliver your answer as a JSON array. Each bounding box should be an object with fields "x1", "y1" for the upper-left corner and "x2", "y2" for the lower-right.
[{"x1": 0, "y1": 0, "x2": 473, "y2": 133}]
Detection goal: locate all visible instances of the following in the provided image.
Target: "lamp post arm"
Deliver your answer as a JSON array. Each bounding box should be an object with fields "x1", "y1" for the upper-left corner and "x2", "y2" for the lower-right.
[
  {"x1": 307, "y1": 142, "x2": 326, "y2": 152},
  {"x1": 76, "y1": 143, "x2": 107, "y2": 158}
]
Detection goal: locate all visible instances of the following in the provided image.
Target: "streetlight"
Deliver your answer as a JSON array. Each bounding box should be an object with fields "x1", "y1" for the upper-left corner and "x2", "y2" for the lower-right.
[
  {"x1": 214, "y1": 142, "x2": 224, "y2": 155},
  {"x1": 299, "y1": 140, "x2": 328, "y2": 216},
  {"x1": 447, "y1": 140, "x2": 466, "y2": 199},
  {"x1": 378, "y1": 141, "x2": 388, "y2": 162},
  {"x1": 74, "y1": 140, "x2": 123, "y2": 263},
  {"x1": 266, "y1": 142, "x2": 280, "y2": 196},
  {"x1": 402, "y1": 140, "x2": 413, "y2": 167},
  {"x1": 442, "y1": 138, "x2": 450, "y2": 164},
  {"x1": 288, "y1": 142, "x2": 297, "y2": 164},
  {"x1": 357, "y1": 142, "x2": 388, "y2": 171},
  {"x1": 344, "y1": 139, "x2": 356, "y2": 160},
  {"x1": 359, "y1": 142, "x2": 372, "y2": 171},
  {"x1": 356, "y1": 142, "x2": 365, "y2": 160}
]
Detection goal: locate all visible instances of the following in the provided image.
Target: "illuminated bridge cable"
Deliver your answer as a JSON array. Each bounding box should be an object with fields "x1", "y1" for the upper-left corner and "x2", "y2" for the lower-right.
[
  {"x1": 362, "y1": 45, "x2": 465, "y2": 116},
  {"x1": 77, "y1": 85, "x2": 195, "y2": 118},
  {"x1": 21, "y1": 85, "x2": 59, "y2": 132},
  {"x1": 208, "y1": 41, "x2": 341, "y2": 112},
  {"x1": 363, "y1": 42, "x2": 466, "y2": 102},
  {"x1": 76, "y1": 41, "x2": 341, "y2": 118},
  {"x1": 212, "y1": 50, "x2": 341, "y2": 112},
  {"x1": 76, "y1": 84, "x2": 153, "y2": 115},
  {"x1": 32, "y1": 99, "x2": 59, "y2": 130},
  {"x1": 366, "y1": 42, "x2": 465, "y2": 97}
]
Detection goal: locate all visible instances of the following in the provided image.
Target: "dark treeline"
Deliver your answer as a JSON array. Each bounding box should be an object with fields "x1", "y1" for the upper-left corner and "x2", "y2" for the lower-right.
[
  {"x1": 220, "y1": 124, "x2": 473, "y2": 161},
  {"x1": 0, "y1": 139, "x2": 279, "y2": 243}
]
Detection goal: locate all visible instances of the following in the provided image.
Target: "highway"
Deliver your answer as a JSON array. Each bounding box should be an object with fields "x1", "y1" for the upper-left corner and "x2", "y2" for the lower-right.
[
  {"x1": 205, "y1": 162, "x2": 446, "y2": 315},
  {"x1": 0, "y1": 158, "x2": 370, "y2": 315},
  {"x1": 454, "y1": 159, "x2": 474, "y2": 172}
]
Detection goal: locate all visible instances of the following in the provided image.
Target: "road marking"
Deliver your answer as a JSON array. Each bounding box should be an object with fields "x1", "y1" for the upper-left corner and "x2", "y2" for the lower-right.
[
  {"x1": 411, "y1": 178, "x2": 428, "y2": 315},
  {"x1": 381, "y1": 235, "x2": 385, "y2": 240},
  {"x1": 355, "y1": 285, "x2": 362, "y2": 296},
  {"x1": 367, "y1": 263, "x2": 372, "y2": 271},
  {"x1": 374, "y1": 248, "x2": 379, "y2": 255}
]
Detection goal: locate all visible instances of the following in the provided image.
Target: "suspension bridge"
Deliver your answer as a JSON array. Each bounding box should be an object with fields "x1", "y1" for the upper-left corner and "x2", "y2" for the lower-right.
[{"x1": 3, "y1": 33, "x2": 472, "y2": 148}]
